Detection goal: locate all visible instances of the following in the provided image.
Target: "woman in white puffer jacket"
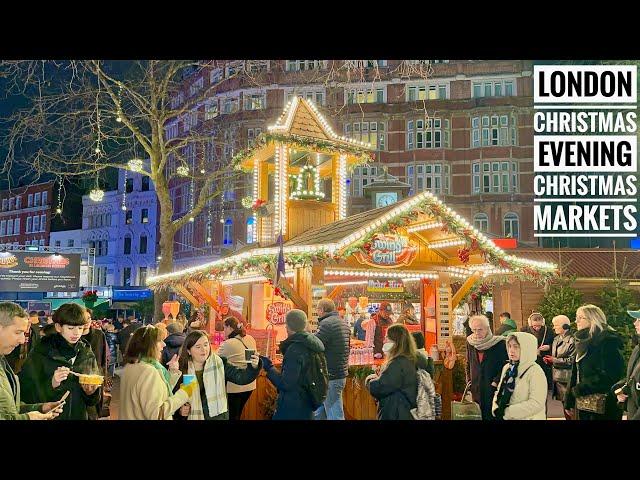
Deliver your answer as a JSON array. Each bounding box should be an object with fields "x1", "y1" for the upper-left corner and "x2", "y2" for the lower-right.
[{"x1": 492, "y1": 331, "x2": 547, "y2": 420}]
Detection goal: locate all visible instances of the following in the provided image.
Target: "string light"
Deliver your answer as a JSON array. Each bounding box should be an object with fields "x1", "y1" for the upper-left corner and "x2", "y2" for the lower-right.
[
  {"x1": 177, "y1": 165, "x2": 189, "y2": 177},
  {"x1": 290, "y1": 164, "x2": 324, "y2": 200},
  {"x1": 128, "y1": 159, "x2": 143, "y2": 172},
  {"x1": 338, "y1": 154, "x2": 347, "y2": 220},
  {"x1": 429, "y1": 238, "x2": 466, "y2": 249},
  {"x1": 121, "y1": 169, "x2": 128, "y2": 211},
  {"x1": 56, "y1": 180, "x2": 63, "y2": 214},
  {"x1": 89, "y1": 188, "x2": 105, "y2": 202},
  {"x1": 324, "y1": 268, "x2": 438, "y2": 280},
  {"x1": 406, "y1": 221, "x2": 443, "y2": 233},
  {"x1": 252, "y1": 157, "x2": 259, "y2": 243}
]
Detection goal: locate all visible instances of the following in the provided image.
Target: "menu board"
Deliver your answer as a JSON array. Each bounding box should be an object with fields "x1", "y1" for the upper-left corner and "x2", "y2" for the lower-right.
[
  {"x1": 437, "y1": 284, "x2": 452, "y2": 347},
  {"x1": 0, "y1": 252, "x2": 80, "y2": 292}
]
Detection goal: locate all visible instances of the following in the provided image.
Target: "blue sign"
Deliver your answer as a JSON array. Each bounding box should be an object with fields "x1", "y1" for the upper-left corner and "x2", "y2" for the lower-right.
[
  {"x1": 631, "y1": 238, "x2": 640, "y2": 250},
  {"x1": 112, "y1": 289, "x2": 152, "y2": 301}
]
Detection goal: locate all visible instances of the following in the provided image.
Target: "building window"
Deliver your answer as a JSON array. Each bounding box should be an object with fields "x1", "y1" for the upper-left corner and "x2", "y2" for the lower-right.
[
  {"x1": 126, "y1": 210, "x2": 133, "y2": 225},
  {"x1": 141, "y1": 176, "x2": 150, "y2": 192},
  {"x1": 141, "y1": 208, "x2": 149, "y2": 224},
  {"x1": 223, "y1": 218, "x2": 233, "y2": 245},
  {"x1": 474, "y1": 213, "x2": 489, "y2": 232},
  {"x1": 41, "y1": 191, "x2": 47, "y2": 205},
  {"x1": 472, "y1": 161, "x2": 518, "y2": 194},
  {"x1": 32, "y1": 215, "x2": 40, "y2": 233},
  {"x1": 27, "y1": 194, "x2": 33, "y2": 207},
  {"x1": 34, "y1": 192, "x2": 41, "y2": 207},
  {"x1": 8, "y1": 198, "x2": 14, "y2": 210},
  {"x1": 407, "y1": 118, "x2": 449, "y2": 150},
  {"x1": 40, "y1": 214, "x2": 46, "y2": 231},
  {"x1": 123, "y1": 267, "x2": 132, "y2": 287},
  {"x1": 350, "y1": 166, "x2": 379, "y2": 197},
  {"x1": 67, "y1": 239, "x2": 74, "y2": 247},
  {"x1": 15, "y1": 196, "x2": 21, "y2": 209},
  {"x1": 247, "y1": 127, "x2": 262, "y2": 147},
  {"x1": 472, "y1": 79, "x2": 516, "y2": 98},
  {"x1": 244, "y1": 93, "x2": 266, "y2": 111},
  {"x1": 189, "y1": 77, "x2": 203, "y2": 97},
  {"x1": 55, "y1": 240, "x2": 61, "y2": 247},
  {"x1": 471, "y1": 115, "x2": 517, "y2": 147},
  {"x1": 285, "y1": 60, "x2": 326, "y2": 71},
  {"x1": 406, "y1": 163, "x2": 451, "y2": 195},
  {"x1": 210, "y1": 68, "x2": 223, "y2": 84},
  {"x1": 26, "y1": 216, "x2": 32, "y2": 233},
  {"x1": 345, "y1": 86, "x2": 385, "y2": 105},
  {"x1": 138, "y1": 267, "x2": 148, "y2": 286},
  {"x1": 406, "y1": 83, "x2": 448, "y2": 101},
  {"x1": 13, "y1": 218, "x2": 20, "y2": 235},
  {"x1": 166, "y1": 123, "x2": 178, "y2": 140},
  {"x1": 344, "y1": 121, "x2": 385, "y2": 151},
  {"x1": 503, "y1": 213, "x2": 519, "y2": 239},
  {"x1": 39, "y1": 238, "x2": 45, "y2": 246},
  {"x1": 222, "y1": 97, "x2": 239, "y2": 114},
  {"x1": 0, "y1": 220, "x2": 5, "y2": 236},
  {"x1": 139, "y1": 235, "x2": 147, "y2": 254},
  {"x1": 246, "y1": 217, "x2": 255, "y2": 244},
  {"x1": 125, "y1": 178, "x2": 133, "y2": 193},
  {"x1": 205, "y1": 101, "x2": 219, "y2": 120},
  {"x1": 285, "y1": 87, "x2": 326, "y2": 106},
  {"x1": 124, "y1": 237, "x2": 131, "y2": 255}
]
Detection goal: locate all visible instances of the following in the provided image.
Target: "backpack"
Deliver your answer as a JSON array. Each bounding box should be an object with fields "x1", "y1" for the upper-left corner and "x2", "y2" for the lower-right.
[
  {"x1": 302, "y1": 350, "x2": 329, "y2": 410},
  {"x1": 411, "y1": 369, "x2": 438, "y2": 420}
]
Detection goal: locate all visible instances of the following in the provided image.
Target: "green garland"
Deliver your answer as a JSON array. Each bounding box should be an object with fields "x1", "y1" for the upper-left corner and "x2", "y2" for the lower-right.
[{"x1": 233, "y1": 132, "x2": 374, "y2": 169}]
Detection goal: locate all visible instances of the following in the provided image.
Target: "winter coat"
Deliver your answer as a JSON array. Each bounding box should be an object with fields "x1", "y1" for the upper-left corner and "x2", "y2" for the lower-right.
[
  {"x1": 117, "y1": 322, "x2": 143, "y2": 355},
  {"x1": 105, "y1": 332, "x2": 118, "y2": 366},
  {"x1": 161, "y1": 333, "x2": 186, "y2": 368},
  {"x1": 119, "y1": 361, "x2": 189, "y2": 420},
  {"x1": 465, "y1": 338, "x2": 509, "y2": 420},
  {"x1": 84, "y1": 328, "x2": 107, "y2": 375},
  {"x1": 372, "y1": 313, "x2": 393, "y2": 355},
  {"x1": 19, "y1": 334, "x2": 101, "y2": 420},
  {"x1": 416, "y1": 350, "x2": 434, "y2": 376},
  {"x1": 366, "y1": 355, "x2": 419, "y2": 420},
  {"x1": 564, "y1": 328, "x2": 626, "y2": 420},
  {"x1": 496, "y1": 318, "x2": 517, "y2": 336},
  {"x1": 266, "y1": 332, "x2": 325, "y2": 420},
  {"x1": 492, "y1": 332, "x2": 548, "y2": 420},
  {"x1": 0, "y1": 355, "x2": 44, "y2": 420},
  {"x1": 217, "y1": 334, "x2": 258, "y2": 393},
  {"x1": 315, "y1": 311, "x2": 351, "y2": 380},
  {"x1": 613, "y1": 345, "x2": 640, "y2": 420},
  {"x1": 354, "y1": 317, "x2": 366, "y2": 341}
]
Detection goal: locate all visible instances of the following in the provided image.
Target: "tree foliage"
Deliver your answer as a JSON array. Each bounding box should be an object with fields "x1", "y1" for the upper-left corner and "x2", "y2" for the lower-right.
[{"x1": 538, "y1": 275, "x2": 584, "y2": 325}]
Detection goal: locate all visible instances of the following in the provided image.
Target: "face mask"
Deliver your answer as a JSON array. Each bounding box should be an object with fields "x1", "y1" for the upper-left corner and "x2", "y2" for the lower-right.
[{"x1": 382, "y1": 341, "x2": 394, "y2": 354}]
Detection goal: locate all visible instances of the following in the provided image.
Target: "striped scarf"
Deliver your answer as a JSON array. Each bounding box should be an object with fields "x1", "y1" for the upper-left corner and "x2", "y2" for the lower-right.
[{"x1": 187, "y1": 354, "x2": 227, "y2": 419}]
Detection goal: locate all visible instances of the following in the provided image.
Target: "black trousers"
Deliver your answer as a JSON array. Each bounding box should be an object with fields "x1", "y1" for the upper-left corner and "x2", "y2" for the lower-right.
[{"x1": 227, "y1": 391, "x2": 253, "y2": 420}]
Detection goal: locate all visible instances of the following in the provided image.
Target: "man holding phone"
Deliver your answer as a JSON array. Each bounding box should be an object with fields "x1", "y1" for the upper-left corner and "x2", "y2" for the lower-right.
[{"x1": 0, "y1": 302, "x2": 64, "y2": 420}]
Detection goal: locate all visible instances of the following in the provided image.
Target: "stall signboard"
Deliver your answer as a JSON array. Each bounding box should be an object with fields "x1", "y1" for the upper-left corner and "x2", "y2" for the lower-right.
[
  {"x1": 367, "y1": 278, "x2": 405, "y2": 293},
  {"x1": 0, "y1": 252, "x2": 80, "y2": 292},
  {"x1": 437, "y1": 284, "x2": 452, "y2": 347},
  {"x1": 355, "y1": 233, "x2": 418, "y2": 268},
  {"x1": 266, "y1": 301, "x2": 292, "y2": 325},
  {"x1": 112, "y1": 289, "x2": 153, "y2": 301}
]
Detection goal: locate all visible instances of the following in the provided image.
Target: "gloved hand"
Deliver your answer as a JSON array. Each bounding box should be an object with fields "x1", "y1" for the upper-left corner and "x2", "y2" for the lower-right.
[
  {"x1": 179, "y1": 380, "x2": 198, "y2": 397},
  {"x1": 260, "y1": 355, "x2": 273, "y2": 371}
]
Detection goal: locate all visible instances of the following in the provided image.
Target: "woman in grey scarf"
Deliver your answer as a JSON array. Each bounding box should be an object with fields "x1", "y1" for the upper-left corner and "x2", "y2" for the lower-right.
[{"x1": 465, "y1": 314, "x2": 509, "y2": 420}]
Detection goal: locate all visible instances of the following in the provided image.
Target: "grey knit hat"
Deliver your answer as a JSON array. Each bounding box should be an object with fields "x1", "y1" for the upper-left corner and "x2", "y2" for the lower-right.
[
  {"x1": 285, "y1": 309, "x2": 308, "y2": 333},
  {"x1": 166, "y1": 322, "x2": 183, "y2": 335}
]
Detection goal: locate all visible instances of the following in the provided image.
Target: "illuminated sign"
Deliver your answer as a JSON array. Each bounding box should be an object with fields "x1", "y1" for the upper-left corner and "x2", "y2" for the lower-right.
[
  {"x1": 355, "y1": 233, "x2": 418, "y2": 268},
  {"x1": 266, "y1": 301, "x2": 292, "y2": 325},
  {"x1": 366, "y1": 279, "x2": 405, "y2": 293}
]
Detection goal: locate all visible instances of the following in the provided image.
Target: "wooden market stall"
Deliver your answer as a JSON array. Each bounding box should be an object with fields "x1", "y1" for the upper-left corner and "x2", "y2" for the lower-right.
[{"x1": 147, "y1": 96, "x2": 558, "y2": 419}]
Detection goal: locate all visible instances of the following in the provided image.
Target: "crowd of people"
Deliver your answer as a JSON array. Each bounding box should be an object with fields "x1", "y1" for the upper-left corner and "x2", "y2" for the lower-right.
[
  {"x1": 466, "y1": 305, "x2": 640, "y2": 420},
  {"x1": 2, "y1": 297, "x2": 639, "y2": 421}
]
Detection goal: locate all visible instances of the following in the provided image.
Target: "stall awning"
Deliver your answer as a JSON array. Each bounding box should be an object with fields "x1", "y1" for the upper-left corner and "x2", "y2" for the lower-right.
[{"x1": 49, "y1": 298, "x2": 109, "y2": 310}]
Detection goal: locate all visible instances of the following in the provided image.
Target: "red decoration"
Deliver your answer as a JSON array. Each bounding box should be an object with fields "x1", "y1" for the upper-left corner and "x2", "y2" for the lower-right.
[
  {"x1": 471, "y1": 293, "x2": 478, "y2": 300},
  {"x1": 470, "y1": 238, "x2": 479, "y2": 251},
  {"x1": 457, "y1": 247, "x2": 470, "y2": 264}
]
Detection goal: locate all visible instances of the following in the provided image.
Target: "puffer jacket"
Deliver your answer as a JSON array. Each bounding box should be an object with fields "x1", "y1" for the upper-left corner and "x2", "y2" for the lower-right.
[
  {"x1": 266, "y1": 332, "x2": 326, "y2": 420},
  {"x1": 315, "y1": 311, "x2": 351, "y2": 380},
  {"x1": 366, "y1": 355, "x2": 419, "y2": 420},
  {"x1": 564, "y1": 328, "x2": 625, "y2": 419},
  {"x1": 492, "y1": 332, "x2": 548, "y2": 420},
  {"x1": 19, "y1": 333, "x2": 101, "y2": 420}
]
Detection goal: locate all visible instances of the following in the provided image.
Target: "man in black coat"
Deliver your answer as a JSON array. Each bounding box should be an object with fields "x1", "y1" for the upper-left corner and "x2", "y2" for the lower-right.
[
  {"x1": 161, "y1": 322, "x2": 186, "y2": 368},
  {"x1": 465, "y1": 314, "x2": 509, "y2": 420},
  {"x1": 116, "y1": 316, "x2": 142, "y2": 357},
  {"x1": 521, "y1": 312, "x2": 555, "y2": 389},
  {"x1": 261, "y1": 309, "x2": 326, "y2": 420},
  {"x1": 314, "y1": 298, "x2": 350, "y2": 420}
]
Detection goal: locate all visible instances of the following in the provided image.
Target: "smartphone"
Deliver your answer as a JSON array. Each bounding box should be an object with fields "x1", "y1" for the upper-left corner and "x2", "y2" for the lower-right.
[{"x1": 245, "y1": 349, "x2": 256, "y2": 362}]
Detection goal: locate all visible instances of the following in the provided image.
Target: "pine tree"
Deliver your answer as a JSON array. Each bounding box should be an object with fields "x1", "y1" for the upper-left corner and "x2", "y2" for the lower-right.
[{"x1": 538, "y1": 275, "x2": 584, "y2": 325}]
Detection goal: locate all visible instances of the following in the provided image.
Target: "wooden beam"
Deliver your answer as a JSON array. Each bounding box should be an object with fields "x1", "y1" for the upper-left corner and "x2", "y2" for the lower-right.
[
  {"x1": 451, "y1": 272, "x2": 482, "y2": 310},
  {"x1": 189, "y1": 281, "x2": 219, "y2": 309},
  {"x1": 327, "y1": 285, "x2": 345, "y2": 301},
  {"x1": 414, "y1": 232, "x2": 449, "y2": 261},
  {"x1": 174, "y1": 285, "x2": 201, "y2": 308},
  {"x1": 277, "y1": 277, "x2": 308, "y2": 313}
]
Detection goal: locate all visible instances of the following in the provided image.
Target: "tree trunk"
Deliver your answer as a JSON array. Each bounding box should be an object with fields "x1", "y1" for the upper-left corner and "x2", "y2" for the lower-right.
[{"x1": 153, "y1": 185, "x2": 176, "y2": 323}]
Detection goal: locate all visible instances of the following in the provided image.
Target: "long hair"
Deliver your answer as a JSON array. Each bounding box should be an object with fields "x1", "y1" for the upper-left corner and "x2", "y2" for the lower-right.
[
  {"x1": 178, "y1": 330, "x2": 211, "y2": 374},
  {"x1": 383, "y1": 324, "x2": 417, "y2": 370},
  {"x1": 124, "y1": 325, "x2": 161, "y2": 364},
  {"x1": 224, "y1": 316, "x2": 246, "y2": 338},
  {"x1": 576, "y1": 304, "x2": 608, "y2": 337}
]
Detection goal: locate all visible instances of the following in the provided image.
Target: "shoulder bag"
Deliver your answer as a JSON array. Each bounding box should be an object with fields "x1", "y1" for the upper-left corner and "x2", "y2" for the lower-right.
[{"x1": 575, "y1": 355, "x2": 607, "y2": 414}]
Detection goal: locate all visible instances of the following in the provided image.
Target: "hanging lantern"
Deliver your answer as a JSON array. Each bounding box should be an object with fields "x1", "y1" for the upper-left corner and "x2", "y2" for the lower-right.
[
  {"x1": 177, "y1": 165, "x2": 189, "y2": 177},
  {"x1": 128, "y1": 159, "x2": 143, "y2": 172},
  {"x1": 89, "y1": 189, "x2": 105, "y2": 202}
]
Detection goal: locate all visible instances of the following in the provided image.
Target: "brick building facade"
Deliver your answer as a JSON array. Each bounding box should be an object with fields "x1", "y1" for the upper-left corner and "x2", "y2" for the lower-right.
[
  {"x1": 0, "y1": 181, "x2": 54, "y2": 248},
  {"x1": 167, "y1": 60, "x2": 536, "y2": 266}
]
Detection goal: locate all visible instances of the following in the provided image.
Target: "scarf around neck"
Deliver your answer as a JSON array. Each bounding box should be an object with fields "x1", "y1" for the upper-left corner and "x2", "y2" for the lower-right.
[
  {"x1": 141, "y1": 357, "x2": 172, "y2": 395},
  {"x1": 494, "y1": 361, "x2": 519, "y2": 419},
  {"x1": 51, "y1": 333, "x2": 82, "y2": 360},
  {"x1": 466, "y1": 329, "x2": 503, "y2": 351},
  {"x1": 187, "y1": 354, "x2": 227, "y2": 419}
]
